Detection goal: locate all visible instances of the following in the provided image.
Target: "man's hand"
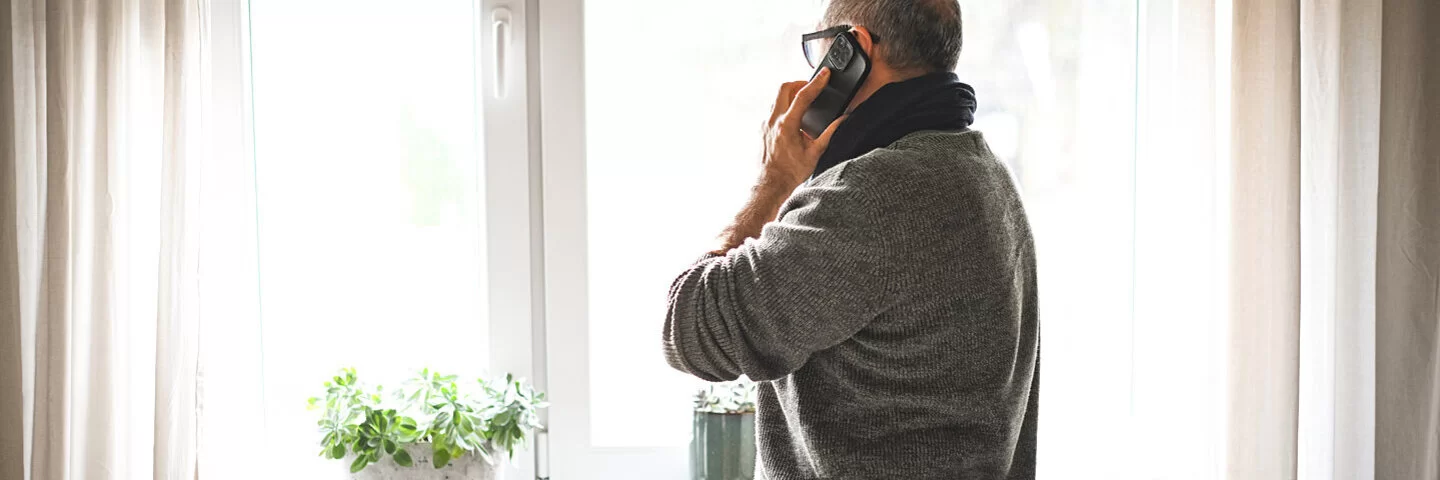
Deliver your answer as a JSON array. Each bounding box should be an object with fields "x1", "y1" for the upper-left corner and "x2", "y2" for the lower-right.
[
  {"x1": 761, "y1": 68, "x2": 846, "y2": 188},
  {"x1": 711, "y1": 71, "x2": 846, "y2": 254}
]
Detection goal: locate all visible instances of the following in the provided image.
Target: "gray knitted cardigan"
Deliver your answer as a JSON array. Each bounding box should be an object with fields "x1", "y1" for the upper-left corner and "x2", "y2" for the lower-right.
[{"x1": 663, "y1": 130, "x2": 1039, "y2": 479}]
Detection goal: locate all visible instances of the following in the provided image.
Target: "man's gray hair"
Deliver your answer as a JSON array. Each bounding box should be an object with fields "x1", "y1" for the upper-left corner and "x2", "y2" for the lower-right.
[{"x1": 823, "y1": 0, "x2": 963, "y2": 73}]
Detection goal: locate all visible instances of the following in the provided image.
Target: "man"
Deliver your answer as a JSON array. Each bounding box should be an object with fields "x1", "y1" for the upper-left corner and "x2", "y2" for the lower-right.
[{"x1": 662, "y1": 1, "x2": 1037, "y2": 479}]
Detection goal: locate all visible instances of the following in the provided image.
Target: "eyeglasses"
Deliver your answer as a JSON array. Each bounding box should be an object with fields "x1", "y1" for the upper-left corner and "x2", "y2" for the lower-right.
[{"x1": 801, "y1": 25, "x2": 879, "y2": 69}]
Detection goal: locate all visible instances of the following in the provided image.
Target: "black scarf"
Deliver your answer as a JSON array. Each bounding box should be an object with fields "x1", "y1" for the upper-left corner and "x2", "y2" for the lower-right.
[{"x1": 812, "y1": 72, "x2": 977, "y2": 179}]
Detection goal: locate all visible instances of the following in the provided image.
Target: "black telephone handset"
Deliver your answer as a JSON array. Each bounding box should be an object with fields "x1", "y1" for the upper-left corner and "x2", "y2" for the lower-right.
[{"x1": 800, "y1": 31, "x2": 872, "y2": 138}]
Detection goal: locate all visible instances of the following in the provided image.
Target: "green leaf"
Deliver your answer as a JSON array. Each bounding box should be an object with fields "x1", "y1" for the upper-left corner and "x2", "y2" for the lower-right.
[
  {"x1": 493, "y1": 430, "x2": 509, "y2": 450},
  {"x1": 349, "y1": 455, "x2": 368, "y2": 473},
  {"x1": 454, "y1": 432, "x2": 472, "y2": 450},
  {"x1": 383, "y1": 439, "x2": 397, "y2": 455},
  {"x1": 432, "y1": 448, "x2": 451, "y2": 469},
  {"x1": 331, "y1": 444, "x2": 346, "y2": 459},
  {"x1": 392, "y1": 448, "x2": 413, "y2": 467},
  {"x1": 398, "y1": 429, "x2": 421, "y2": 443},
  {"x1": 492, "y1": 410, "x2": 513, "y2": 426},
  {"x1": 434, "y1": 412, "x2": 451, "y2": 427}
]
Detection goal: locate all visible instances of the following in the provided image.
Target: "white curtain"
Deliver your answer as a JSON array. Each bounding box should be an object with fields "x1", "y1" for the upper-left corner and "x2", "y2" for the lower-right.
[
  {"x1": 1296, "y1": 0, "x2": 1381, "y2": 477},
  {"x1": 1230, "y1": 0, "x2": 1440, "y2": 478},
  {"x1": 0, "y1": 0, "x2": 210, "y2": 479}
]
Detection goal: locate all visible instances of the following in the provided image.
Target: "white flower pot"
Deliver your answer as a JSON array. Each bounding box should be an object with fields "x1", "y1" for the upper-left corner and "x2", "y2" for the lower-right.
[{"x1": 348, "y1": 445, "x2": 501, "y2": 480}]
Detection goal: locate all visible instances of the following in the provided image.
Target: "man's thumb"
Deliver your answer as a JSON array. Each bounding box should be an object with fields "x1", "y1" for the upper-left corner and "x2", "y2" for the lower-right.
[{"x1": 812, "y1": 115, "x2": 847, "y2": 153}]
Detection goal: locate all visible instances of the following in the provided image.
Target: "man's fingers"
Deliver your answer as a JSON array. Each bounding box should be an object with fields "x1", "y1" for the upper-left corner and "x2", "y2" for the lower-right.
[
  {"x1": 777, "y1": 81, "x2": 807, "y2": 102},
  {"x1": 770, "y1": 81, "x2": 808, "y2": 124},
  {"x1": 811, "y1": 114, "x2": 847, "y2": 153},
  {"x1": 786, "y1": 68, "x2": 832, "y2": 122}
]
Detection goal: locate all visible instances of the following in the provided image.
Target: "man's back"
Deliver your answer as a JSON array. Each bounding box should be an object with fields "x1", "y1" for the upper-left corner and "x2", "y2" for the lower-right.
[{"x1": 663, "y1": 130, "x2": 1038, "y2": 479}]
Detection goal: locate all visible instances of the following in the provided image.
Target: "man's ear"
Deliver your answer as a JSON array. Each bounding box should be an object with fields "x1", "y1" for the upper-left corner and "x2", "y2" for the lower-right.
[{"x1": 850, "y1": 26, "x2": 877, "y2": 58}]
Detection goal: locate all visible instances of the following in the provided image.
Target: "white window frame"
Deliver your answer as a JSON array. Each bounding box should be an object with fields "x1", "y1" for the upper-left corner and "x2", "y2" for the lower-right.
[
  {"x1": 480, "y1": 0, "x2": 546, "y2": 478},
  {"x1": 536, "y1": 0, "x2": 691, "y2": 475},
  {"x1": 534, "y1": 0, "x2": 638, "y2": 476}
]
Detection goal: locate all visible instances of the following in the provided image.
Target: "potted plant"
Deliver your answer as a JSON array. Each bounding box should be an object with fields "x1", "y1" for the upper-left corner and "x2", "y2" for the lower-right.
[
  {"x1": 309, "y1": 368, "x2": 547, "y2": 479},
  {"x1": 690, "y1": 379, "x2": 757, "y2": 480}
]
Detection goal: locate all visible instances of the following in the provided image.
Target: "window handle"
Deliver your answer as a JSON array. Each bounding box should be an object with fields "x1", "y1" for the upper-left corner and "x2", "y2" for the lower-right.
[{"x1": 492, "y1": 6, "x2": 512, "y2": 99}]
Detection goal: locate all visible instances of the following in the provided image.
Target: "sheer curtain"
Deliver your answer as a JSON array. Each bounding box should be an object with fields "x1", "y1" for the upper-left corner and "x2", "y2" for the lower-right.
[
  {"x1": 1229, "y1": 0, "x2": 1440, "y2": 477},
  {"x1": 1, "y1": 0, "x2": 211, "y2": 478}
]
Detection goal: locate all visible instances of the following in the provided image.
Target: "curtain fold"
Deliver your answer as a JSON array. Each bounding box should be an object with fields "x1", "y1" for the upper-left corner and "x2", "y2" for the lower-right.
[
  {"x1": 1228, "y1": 0, "x2": 1302, "y2": 477},
  {"x1": 1, "y1": 1, "x2": 37, "y2": 478},
  {"x1": 154, "y1": 0, "x2": 206, "y2": 477},
  {"x1": 1375, "y1": 0, "x2": 1440, "y2": 476},
  {"x1": 1297, "y1": 0, "x2": 1380, "y2": 478},
  {"x1": 0, "y1": 0, "x2": 209, "y2": 479}
]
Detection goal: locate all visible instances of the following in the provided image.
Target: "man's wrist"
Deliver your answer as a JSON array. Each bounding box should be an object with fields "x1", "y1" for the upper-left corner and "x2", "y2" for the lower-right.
[
  {"x1": 759, "y1": 164, "x2": 808, "y2": 192},
  {"x1": 711, "y1": 169, "x2": 804, "y2": 254}
]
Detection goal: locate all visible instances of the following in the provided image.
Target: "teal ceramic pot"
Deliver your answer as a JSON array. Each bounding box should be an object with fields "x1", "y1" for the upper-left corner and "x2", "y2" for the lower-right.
[{"x1": 690, "y1": 411, "x2": 756, "y2": 480}]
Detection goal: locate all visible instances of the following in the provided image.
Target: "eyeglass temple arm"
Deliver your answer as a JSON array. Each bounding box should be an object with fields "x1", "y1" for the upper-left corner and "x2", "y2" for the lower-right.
[{"x1": 802, "y1": 25, "x2": 853, "y2": 42}]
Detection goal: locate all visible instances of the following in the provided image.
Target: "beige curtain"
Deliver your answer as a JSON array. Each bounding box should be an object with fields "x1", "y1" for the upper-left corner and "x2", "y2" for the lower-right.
[
  {"x1": 1374, "y1": 0, "x2": 1440, "y2": 476},
  {"x1": 1228, "y1": 1, "x2": 1301, "y2": 478},
  {"x1": 1230, "y1": 0, "x2": 1440, "y2": 478},
  {"x1": 0, "y1": 0, "x2": 209, "y2": 479}
]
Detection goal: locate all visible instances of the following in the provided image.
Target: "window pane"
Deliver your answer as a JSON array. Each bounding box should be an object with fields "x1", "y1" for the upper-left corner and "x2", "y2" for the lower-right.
[
  {"x1": 956, "y1": 1, "x2": 1138, "y2": 477},
  {"x1": 249, "y1": 1, "x2": 486, "y2": 476}
]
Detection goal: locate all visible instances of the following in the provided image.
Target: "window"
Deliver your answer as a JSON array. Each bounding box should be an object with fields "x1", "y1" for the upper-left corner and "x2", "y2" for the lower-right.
[{"x1": 204, "y1": 0, "x2": 1226, "y2": 478}]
